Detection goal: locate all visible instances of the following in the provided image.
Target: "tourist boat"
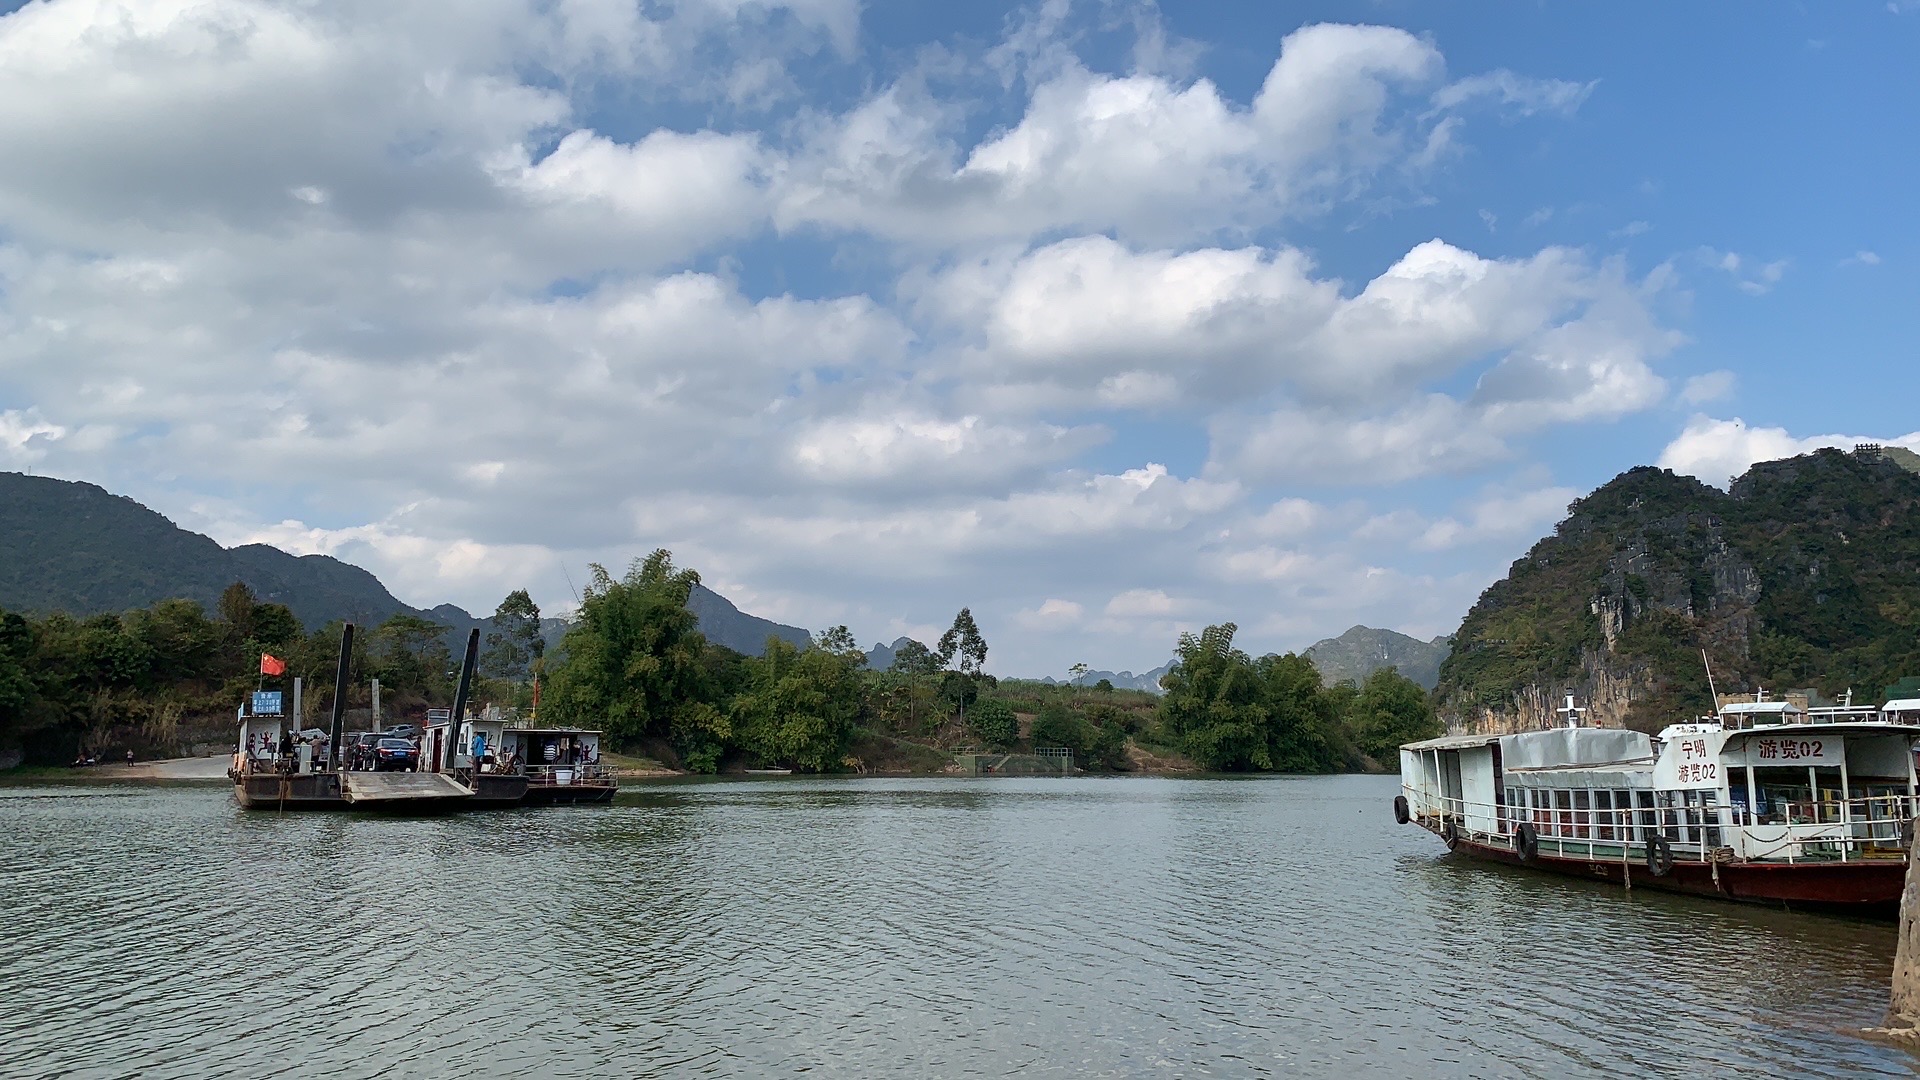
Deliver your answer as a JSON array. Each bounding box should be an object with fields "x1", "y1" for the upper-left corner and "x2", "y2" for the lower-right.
[
  {"x1": 420, "y1": 713, "x2": 617, "y2": 806},
  {"x1": 1397, "y1": 695, "x2": 1920, "y2": 914}
]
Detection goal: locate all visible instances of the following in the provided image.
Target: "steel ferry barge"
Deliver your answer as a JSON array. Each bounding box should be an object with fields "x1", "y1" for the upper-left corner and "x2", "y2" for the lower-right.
[{"x1": 1397, "y1": 696, "x2": 1920, "y2": 914}]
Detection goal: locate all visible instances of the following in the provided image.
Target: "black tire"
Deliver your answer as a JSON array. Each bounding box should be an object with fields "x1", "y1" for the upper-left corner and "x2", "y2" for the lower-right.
[
  {"x1": 1646, "y1": 834, "x2": 1675, "y2": 877},
  {"x1": 1514, "y1": 822, "x2": 1539, "y2": 863},
  {"x1": 1441, "y1": 819, "x2": 1460, "y2": 850},
  {"x1": 1393, "y1": 795, "x2": 1411, "y2": 825}
]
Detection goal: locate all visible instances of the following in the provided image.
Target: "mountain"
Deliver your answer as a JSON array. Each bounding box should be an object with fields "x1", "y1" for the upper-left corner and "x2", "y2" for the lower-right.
[
  {"x1": 1435, "y1": 447, "x2": 1920, "y2": 734},
  {"x1": 686, "y1": 584, "x2": 811, "y2": 655},
  {"x1": 1037, "y1": 663, "x2": 1174, "y2": 693},
  {"x1": 0, "y1": 472, "x2": 809, "y2": 658},
  {"x1": 1303, "y1": 626, "x2": 1451, "y2": 689},
  {"x1": 0, "y1": 473, "x2": 416, "y2": 626}
]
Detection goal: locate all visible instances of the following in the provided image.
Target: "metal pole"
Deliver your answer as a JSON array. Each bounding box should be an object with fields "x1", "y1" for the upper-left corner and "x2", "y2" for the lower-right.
[
  {"x1": 292, "y1": 677, "x2": 303, "y2": 729},
  {"x1": 371, "y1": 679, "x2": 381, "y2": 730},
  {"x1": 446, "y1": 629, "x2": 480, "y2": 771},
  {"x1": 329, "y1": 623, "x2": 355, "y2": 773}
]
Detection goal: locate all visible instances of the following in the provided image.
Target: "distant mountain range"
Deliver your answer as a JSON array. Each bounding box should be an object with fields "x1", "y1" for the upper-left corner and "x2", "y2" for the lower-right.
[
  {"x1": 1303, "y1": 625, "x2": 1451, "y2": 690},
  {"x1": 0, "y1": 473, "x2": 808, "y2": 658}
]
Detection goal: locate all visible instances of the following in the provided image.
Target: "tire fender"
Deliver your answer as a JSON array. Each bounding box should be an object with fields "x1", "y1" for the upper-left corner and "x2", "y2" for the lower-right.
[
  {"x1": 1441, "y1": 819, "x2": 1460, "y2": 850},
  {"x1": 1646, "y1": 834, "x2": 1675, "y2": 877},
  {"x1": 1514, "y1": 822, "x2": 1539, "y2": 863},
  {"x1": 1393, "y1": 795, "x2": 1411, "y2": 825}
]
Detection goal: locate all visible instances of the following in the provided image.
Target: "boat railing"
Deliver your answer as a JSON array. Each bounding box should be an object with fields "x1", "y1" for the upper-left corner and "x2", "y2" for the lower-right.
[
  {"x1": 1403, "y1": 788, "x2": 1919, "y2": 866},
  {"x1": 524, "y1": 764, "x2": 617, "y2": 784}
]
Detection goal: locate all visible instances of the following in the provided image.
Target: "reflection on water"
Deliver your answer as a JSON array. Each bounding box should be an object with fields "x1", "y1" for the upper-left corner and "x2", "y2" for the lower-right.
[{"x1": 1, "y1": 775, "x2": 1913, "y2": 1078}]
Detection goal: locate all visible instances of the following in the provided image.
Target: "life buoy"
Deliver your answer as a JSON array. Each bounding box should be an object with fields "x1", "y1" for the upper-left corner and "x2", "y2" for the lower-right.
[
  {"x1": 1441, "y1": 819, "x2": 1460, "y2": 850},
  {"x1": 1514, "y1": 822, "x2": 1539, "y2": 863},
  {"x1": 1646, "y1": 834, "x2": 1675, "y2": 877},
  {"x1": 1393, "y1": 795, "x2": 1411, "y2": 825}
]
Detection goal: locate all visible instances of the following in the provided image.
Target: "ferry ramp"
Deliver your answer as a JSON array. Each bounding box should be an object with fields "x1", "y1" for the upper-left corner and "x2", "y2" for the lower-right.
[{"x1": 342, "y1": 771, "x2": 473, "y2": 807}]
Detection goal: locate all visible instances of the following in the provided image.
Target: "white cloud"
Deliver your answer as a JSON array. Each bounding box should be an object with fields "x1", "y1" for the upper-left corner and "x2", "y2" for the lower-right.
[
  {"x1": 1657, "y1": 416, "x2": 1920, "y2": 488},
  {"x1": 1700, "y1": 248, "x2": 1789, "y2": 295},
  {"x1": 778, "y1": 22, "x2": 1454, "y2": 247},
  {"x1": 0, "y1": 407, "x2": 67, "y2": 461},
  {"x1": 0, "y1": 2, "x2": 1682, "y2": 676},
  {"x1": 1842, "y1": 250, "x2": 1882, "y2": 267},
  {"x1": 1680, "y1": 370, "x2": 1735, "y2": 404},
  {"x1": 1431, "y1": 70, "x2": 1596, "y2": 116}
]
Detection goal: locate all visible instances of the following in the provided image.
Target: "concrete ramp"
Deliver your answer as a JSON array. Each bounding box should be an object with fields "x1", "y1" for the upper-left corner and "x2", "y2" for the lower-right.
[{"x1": 342, "y1": 771, "x2": 473, "y2": 808}]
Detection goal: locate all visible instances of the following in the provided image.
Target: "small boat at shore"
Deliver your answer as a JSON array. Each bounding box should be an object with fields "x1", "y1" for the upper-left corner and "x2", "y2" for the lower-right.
[
  {"x1": 421, "y1": 715, "x2": 617, "y2": 806},
  {"x1": 1398, "y1": 695, "x2": 1920, "y2": 915}
]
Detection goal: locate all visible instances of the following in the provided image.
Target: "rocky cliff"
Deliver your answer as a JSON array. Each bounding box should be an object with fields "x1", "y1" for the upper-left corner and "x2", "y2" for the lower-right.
[{"x1": 1436, "y1": 447, "x2": 1920, "y2": 733}]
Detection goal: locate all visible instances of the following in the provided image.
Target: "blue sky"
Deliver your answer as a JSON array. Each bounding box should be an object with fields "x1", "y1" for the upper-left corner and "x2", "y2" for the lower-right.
[{"x1": 0, "y1": 0, "x2": 1915, "y2": 677}]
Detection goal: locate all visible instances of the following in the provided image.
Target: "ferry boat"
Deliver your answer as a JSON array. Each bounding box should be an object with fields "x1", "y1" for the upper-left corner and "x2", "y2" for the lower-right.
[
  {"x1": 420, "y1": 713, "x2": 617, "y2": 807},
  {"x1": 1397, "y1": 695, "x2": 1920, "y2": 914}
]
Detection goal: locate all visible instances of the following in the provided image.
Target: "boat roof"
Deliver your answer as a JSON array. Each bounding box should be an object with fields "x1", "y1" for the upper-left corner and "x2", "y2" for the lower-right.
[
  {"x1": 502, "y1": 726, "x2": 603, "y2": 736},
  {"x1": 1401, "y1": 732, "x2": 1507, "y2": 752},
  {"x1": 1720, "y1": 701, "x2": 1802, "y2": 715},
  {"x1": 1726, "y1": 721, "x2": 1920, "y2": 738},
  {"x1": 1885, "y1": 698, "x2": 1920, "y2": 712}
]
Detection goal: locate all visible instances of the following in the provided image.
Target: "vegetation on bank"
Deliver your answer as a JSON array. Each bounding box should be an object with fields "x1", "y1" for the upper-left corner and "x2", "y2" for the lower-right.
[{"x1": 1, "y1": 546, "x2": 1440, "y2": 773}]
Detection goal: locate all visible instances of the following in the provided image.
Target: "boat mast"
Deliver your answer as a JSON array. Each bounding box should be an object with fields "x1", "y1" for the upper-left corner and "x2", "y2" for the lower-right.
[
  {"x1": 445, "y1": 628, "x2": 480, "y2": 772},
  {"x1": 328, "y1": 622, "x2": 355, "y2": 773}
]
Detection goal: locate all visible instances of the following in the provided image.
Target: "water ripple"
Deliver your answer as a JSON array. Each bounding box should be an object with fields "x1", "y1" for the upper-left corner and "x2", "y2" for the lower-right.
[{"x1": 0, "y1": 775, "x2": 1914, "y2": 1077}]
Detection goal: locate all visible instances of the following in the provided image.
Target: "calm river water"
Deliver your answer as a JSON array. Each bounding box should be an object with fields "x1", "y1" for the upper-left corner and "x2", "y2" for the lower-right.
[{"x1": 0, "y1": 774, "x2": 1912, "y2": 1078}]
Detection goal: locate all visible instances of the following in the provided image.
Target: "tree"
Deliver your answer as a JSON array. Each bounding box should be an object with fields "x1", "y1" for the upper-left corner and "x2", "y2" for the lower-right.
[
  {"x1": 936, "y1": 607, "x2": 989, "y2": 728},
  {"x1": 482, "y1": 588, "x2": 544, "y2": 682},
  {"x1": 731, "y1": 635, "x2": 865, "y2": 771},
  {"x1": 1158, "y1": 623, "x2": 1271, "y2": 771},
  {"x1": 1030, "y1": 700, "x2": 1091, "y2": 754},
  {"x1": 217, "y1": 581, "x2": 259, "y2": 643},
  {"x1": 967, "y1": 696, "x2": 1017, "y2": 749},
  {"x1": 543, "y1": 551, "x2": 716, "y2": 753},
  {"x1": 888, "y1": 639, "x2": 941, "y2": 732},
  {"x1": 1351, "y1": 667, "x2": 1440, "y2": 763},
  {"x1": 1069, "y1": 662, "x2": 1090, "y2": 688},
  {"x1": 936, "y1": 608, "x2": 988, "y2": 675}
]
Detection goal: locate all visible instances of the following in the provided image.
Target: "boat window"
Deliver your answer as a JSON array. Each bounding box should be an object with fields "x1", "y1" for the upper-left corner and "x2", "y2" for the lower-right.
[
  {"x1": 1572, "y1": 790, "x2": 1591, "y2": 839},
  {"x1": 1594, "y1": 790, "x2": 1614, "y2": 841},
  {"x1": 1553, "y1": 790, "x2": 1572, "y2": 837}
]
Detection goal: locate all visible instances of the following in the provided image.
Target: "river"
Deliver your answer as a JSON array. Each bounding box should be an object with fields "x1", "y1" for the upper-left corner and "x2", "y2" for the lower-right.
[{"x1": 0, "y1": 774, "x2": 1911, "y2": 1078}]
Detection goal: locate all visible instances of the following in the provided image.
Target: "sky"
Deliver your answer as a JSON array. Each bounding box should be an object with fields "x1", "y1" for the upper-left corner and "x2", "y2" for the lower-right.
[{"x1": 1, "y1": 1, "x2": 1916, "y2": 679}]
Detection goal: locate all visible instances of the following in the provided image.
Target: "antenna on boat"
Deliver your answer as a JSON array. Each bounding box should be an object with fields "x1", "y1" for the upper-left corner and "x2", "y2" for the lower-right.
[
  {"x1": 328, "y1": 622, "x2": 355, "y2": 774},
  {"x1": 446, "y1": 629, "x2": 481, "y2": 772},
  {"x1": 1701, "y1": 649, "x2": 1720, "y2": 713}
]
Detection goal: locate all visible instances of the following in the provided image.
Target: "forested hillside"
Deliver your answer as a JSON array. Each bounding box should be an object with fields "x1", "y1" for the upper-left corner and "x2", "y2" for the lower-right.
[{"x1": 1437, "y1": 447, "x2": 1920, "y2": 733}]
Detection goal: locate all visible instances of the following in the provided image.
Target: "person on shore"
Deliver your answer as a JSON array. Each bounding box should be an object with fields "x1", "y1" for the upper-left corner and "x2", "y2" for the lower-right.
[{"x1": 125, "y1": 749, "x2": 134, "y2": 768}]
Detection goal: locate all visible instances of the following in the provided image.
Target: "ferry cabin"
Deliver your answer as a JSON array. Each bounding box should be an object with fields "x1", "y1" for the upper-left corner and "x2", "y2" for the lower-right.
[
  {"x1": 1399, "y1": 700, "x2": 1920, "y2": 911},
  {"x1": 419, "y1": 717, "x2": 616, "y2": 805}
]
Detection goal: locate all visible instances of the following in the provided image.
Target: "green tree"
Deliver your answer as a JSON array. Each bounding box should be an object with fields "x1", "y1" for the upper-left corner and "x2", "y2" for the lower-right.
[
  {"x1": 888, "y1": 639, "x2": 941, "y2": 732},
  {"x1": 731, "y1": 635, "x2": 864, "y2": 771},
  {"x1": 967, "y1": 695, "x2": 1017, "y2": 749},
  {"x1": 482, "y1": 588, "x2": 544, "y2": 682},
  {"x1": 1159, "y1": 624, "x2": 1271, "y2": 770},
  {"x1": 1030, "y1": 700, "x2": 1092, "y2": 754},
  {"x1": 1350, "y1": 667, "x2": 1440, "y2": 762},
  {"x1": 543, "y1": 551, "x2": 717, "y2": 754},
  {"x1": 936, "y1": 607, "x2": 988, "y2": 729},
  {"x1": 1069, "y1": 662, "x2": 1090, "y2": 688}
]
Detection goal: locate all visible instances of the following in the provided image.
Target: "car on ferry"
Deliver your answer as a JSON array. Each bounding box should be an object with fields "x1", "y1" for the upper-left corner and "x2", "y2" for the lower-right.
[{"x1": 371, "y1": 738, "x2": 419, "y2": 772}]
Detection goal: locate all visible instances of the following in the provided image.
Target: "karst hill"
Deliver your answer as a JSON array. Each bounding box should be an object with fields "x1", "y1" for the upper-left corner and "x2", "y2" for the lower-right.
[{"x1": 1437, "y1": 446, "x2": 1920, "y2": 733}]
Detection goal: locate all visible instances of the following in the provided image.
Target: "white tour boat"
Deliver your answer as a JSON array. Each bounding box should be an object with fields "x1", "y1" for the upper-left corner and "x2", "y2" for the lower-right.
[{"x1": 1397, "y1": 695, "x2": 1920, "y2": 913}]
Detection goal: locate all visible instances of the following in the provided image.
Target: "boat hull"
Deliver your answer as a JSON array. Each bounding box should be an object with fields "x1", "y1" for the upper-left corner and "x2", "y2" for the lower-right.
[
  {"x1": 521, "y1": 781, "x2": 617, "y2": 805},
  {"x1": 232, "y1": 771, "x2": 347, "y2": 810},
  {"x1": 1444, "y1": 833, "x2": 1906, "y2": 916}
]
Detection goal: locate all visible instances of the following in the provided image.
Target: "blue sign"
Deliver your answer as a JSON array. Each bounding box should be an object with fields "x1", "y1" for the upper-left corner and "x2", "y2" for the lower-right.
[{"x1": 251, "y1": 691, "x2": 284, "y2": 716}]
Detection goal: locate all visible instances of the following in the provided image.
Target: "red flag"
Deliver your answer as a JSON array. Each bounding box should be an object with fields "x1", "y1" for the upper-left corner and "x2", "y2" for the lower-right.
[{"x1": 260, "y1": 654, "x2": 287, "y2": 677}]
